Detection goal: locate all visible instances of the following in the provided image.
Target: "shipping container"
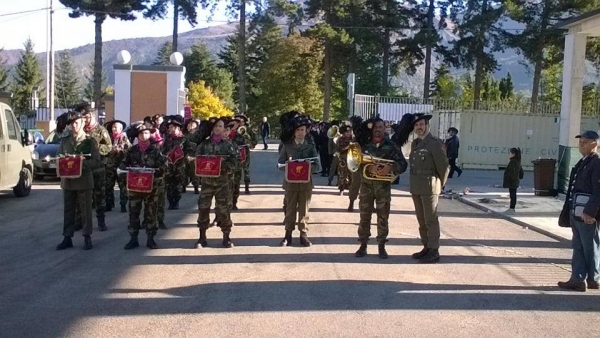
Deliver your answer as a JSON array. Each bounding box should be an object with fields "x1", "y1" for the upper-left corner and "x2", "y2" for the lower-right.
[{"x1": 431, "y1": 111, "x2": 599, "y2": 169}]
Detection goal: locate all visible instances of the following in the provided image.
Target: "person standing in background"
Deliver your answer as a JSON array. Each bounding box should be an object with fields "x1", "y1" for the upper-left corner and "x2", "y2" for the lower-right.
[
  {"x1": 260, "y1": 116, "x2": 270, "y2": 150},
  {"x1": 445, "y1": 127, "x2": 462, "y2": 178}
]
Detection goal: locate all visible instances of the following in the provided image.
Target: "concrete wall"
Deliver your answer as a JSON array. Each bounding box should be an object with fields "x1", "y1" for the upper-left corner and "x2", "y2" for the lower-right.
[
  {"x1": 130, "y1": 72, "x2": 167, "y2": 122},
  {"x1": 433, "y1": 110, "x2": 600, "y2": 169}
]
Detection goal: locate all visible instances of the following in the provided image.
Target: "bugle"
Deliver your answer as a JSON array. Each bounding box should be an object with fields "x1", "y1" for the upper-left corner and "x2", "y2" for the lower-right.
[
  {"x1": 117, "y1": 167, "x2": 157, "y2": 175},
  {"x1": 277, "y1": 157, "x2": 319, "y2": 169},
  {"x1": 346, "y1": 142, "x2": 398, "y2": 182}
]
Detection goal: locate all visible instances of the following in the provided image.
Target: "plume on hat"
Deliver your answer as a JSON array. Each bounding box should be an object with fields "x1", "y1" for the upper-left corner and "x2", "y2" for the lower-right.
[
  {"x1": 393, "y1": 113, "x2": 415, "y2": 147},
  {"x1": 279, "y1": 111, "x2": 300, "y2": 142}
]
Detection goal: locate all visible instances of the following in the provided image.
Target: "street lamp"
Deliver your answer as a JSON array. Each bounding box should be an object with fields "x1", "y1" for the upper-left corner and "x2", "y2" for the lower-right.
[{"x1": 31, "y1": 86, "x2": 39, "y2": 111}]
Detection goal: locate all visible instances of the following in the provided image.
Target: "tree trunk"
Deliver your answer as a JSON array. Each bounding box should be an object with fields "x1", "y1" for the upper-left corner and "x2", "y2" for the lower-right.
[
  {"x1": 323, "y1": 41, "x2": 332, "y2": 122},
  {"x1": 472, "y1": 0, "x2": 488, "y2": 109},
  {"x1": 238, "y1": 0, "x2": 247, "y2": 114},
  {"x1": 382, "y1": 27, "x2": 390, "y2": 95},
  {"x1": 423, "y1": 0, "x2": 435, "y2": 100},
  {"x1": 93, "y1": 14, "x2": 105, "y2": 110},
  {"x1": 172, "y1": 0, "x2": 179, "y2": 53},
  {"x1": 530, "y1": 3, "x2": 550, "y2": 113}
]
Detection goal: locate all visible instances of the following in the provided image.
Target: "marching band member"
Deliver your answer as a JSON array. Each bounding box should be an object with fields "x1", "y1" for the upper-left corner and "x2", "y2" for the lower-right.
[
  {"x1": 278, "y1": 114, "x2": 321, "y2": 247},
  {"x1": 162, "y1": 115, "x2": 195, "y2": 211},
  {"x1": 228, "y1": 117, "x2": 248, "y2": 210},
  {"x1": 354, "y1": 117, "x2": 407, "y2": 259},
  {"x1": 335, "y1": 124, "x2": 353, "y2": 195},
  {"x1": 347, "y1": 116, "x2": 363, "y2": 212},
  {"x1": 104, "y1": 120, "x2": 130, "y2": 213},
  {"x1": 194, "y1": 117, "x2": 238, "y2": 248},
  {"x1": 184, "y1": 119, "x2": 201, "y2": 194},
  {"x1": 121, "y1": 124, "x2": 167, "y2": 250},
  {"x1": 235, "y1": 114, "x2": 257, "y2": 194},
  {"x1": 56, "y1": 111, "x2": 102, "y2": 251}
]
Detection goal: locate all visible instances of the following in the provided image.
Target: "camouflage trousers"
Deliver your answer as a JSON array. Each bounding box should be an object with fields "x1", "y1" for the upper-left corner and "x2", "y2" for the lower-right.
[
  {"x1": 328, "y1": 155, "x2": 339, "y2": 182},
  {"x1": 348, "y1": 170, "x2": 362, "y2": 201},
  {"x1": 75, "y1": 169, "x2": 105, "y2": 226},
  {"x1": 337, "y1": 160, "x2": 351, "y2": 192},
  {"x1": 64, "y1": 189, "x2": 93, "y2": 237},
  {"x1": 358, "y1": 182, "x2": 391, "y2": 244},
  {"x1": 166, "y1": 162, "x2": 186, "y2": 204},
  {"x1": 105, "y1": 166, "x2": 128, "y2": 208},
  {"x1": 243, "y1": 154, "x2": 251, "y2": 184},
  {"x1": 233, "y1": 168, "x2": 242, "y2": 204},
  {"x1": 128, "y1": 180, "x2": 160, "y2": 235},
  {"x1": 186, "y1": 159, "x2": 200, "y2": 188},
  {"x1": 156, "y1": 178, "x2": 166, "y2": 224},
  {"x1": 283, "y1": 189, "x2": 312, "y2": 233},
  {"x1": 198, "y1": 180, "x2": 232, "y2": 232}
]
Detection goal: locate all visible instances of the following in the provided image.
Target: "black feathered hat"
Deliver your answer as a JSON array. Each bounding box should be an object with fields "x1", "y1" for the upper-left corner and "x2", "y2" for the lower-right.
[
  {"x1": 166, "y1": 115, "x2": 185, "y2": 127},
  {"x1": 74, "y1": 102, "x2": 94, "y2": 115},
  {"x1": 355, "y1": 116, "x2": 384, "y2": 147},
  {"x1": 104, "y1": 120, "x2": 126, "y2": 132},
  {"x1": 135, "y1": 124, "x2": 156, "y2": 135},
  {"x1": 234, "y1": 114, "x2": 248, "y2": 123},
  {"x1": 65, "y1": 111, "x2": 83, "y2": 125},
  {"x1": 279, "y1": 111, "x2": 301, "y2": 142},
  {"x1": 56, "y1": 112, "x2": 70, "y2": 134},
  {"x1": 339, "y1": 125, "x2": 352, "y2": 134},
  {"x1": 448, "y1": 127, "x2": 458, "y2": 134},
  {"x1": 411, "y1": 113, "x2": 433, "y2": 126}
]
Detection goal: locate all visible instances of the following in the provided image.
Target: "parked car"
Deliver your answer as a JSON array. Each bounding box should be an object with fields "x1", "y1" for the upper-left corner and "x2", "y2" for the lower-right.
[
  {"x1": 32, "y1": 131, "x2": 60, "y2": 180},
  {"x1": 0, "y1": 102, "x2": 34, "y2": 197}
]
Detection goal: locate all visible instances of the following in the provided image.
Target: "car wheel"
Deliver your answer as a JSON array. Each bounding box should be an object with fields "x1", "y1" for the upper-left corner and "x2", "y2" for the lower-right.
[{"x1": 13, "y1": 167, "x2": 33, "y2": 197}]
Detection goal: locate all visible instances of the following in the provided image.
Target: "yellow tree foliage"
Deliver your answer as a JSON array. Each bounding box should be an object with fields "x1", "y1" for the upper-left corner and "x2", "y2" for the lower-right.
[{"x1": 187, "y1": 80, "x2": 234, "y2": 120}]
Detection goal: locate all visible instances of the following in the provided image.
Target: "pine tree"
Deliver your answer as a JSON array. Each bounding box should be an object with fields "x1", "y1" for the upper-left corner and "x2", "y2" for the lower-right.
[
  {"x1": 184, "y1": 42, "x2": 235, "y2": 107},
  {"x1": 12, "y1": 39, "x2": 44, "y2": 115},
  {"x1": 0, "y1": 48, "x2": 9, "y2": 92},
  {"x1": 55, "y1": 50, "x2": 81, "y2": 108},
  {"x1": 430, "y1": 64, "x2": 458, "y2": 99},
  {"x1": 153, "y1": 41, "x2": 173, "y2": 66},
  {"x1": 83, "y1": 62, "x2": 108, "y2": 105},
  {"x1": 499, "y1": 72, "x2": 514, "y2": 101}
]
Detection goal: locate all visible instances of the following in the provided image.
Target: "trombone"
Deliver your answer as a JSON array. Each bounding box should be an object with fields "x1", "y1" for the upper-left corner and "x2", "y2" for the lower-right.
[
  {"x1": 277, "y1": 157, "x2": 319, "y2": 169},
  {"x1": 346, "y1": 142, "x2": 398, "y2": 182}
]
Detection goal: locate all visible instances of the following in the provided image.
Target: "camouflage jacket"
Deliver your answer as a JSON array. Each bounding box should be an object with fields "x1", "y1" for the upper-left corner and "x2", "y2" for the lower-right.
[
  {"x1": 336, "y1": 136, "x2": 353, "y2": 161},
  {"x1": 278, "y1": 140, "x2": 321, "y2": 191},
  {"x1": 229, "y1": 131, "x2": 247, "y2": 172},
  {"x1": 57, "y1": 133, "x2": 102, "y2": 191},
  {"x1": 120, "y1": 142, "x2": 167, "y2": 179},
  {"x1": 243, "y1": 126, "x2": 258, "y2": 149},
  {"x1": 162, "y1": 133, "x2": 196, "y2": 166},
  {"x1": 195, "y1": 137, "x2": 238, "y2": 185},
  {"x1": 86, "y1": 124, "x2": 112, "y2": 158},
  {"x1": 106, "y1": 133, "x2": 131, "y2": 168},
  {"x1": 361, "y1": 138, "x2": 407, "y2": 185}
]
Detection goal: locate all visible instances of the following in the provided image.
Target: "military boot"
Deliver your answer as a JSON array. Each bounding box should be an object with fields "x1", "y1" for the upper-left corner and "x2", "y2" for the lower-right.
[
  {"x1": 147, "y1": 234, "x2": 158, "y2": 249},
  {"x1": 378, "y1": 243, "x2": 388, "y2": 259},
  {"x1": 299, "y1": 233, "x2": 312, "y2": 247},
  {"x1": 195, "y1": 229, "x2": 208, "y2": 248},
  {"x1": 172, "y1": 198, "x2": 180, "y2": 210},
  {"x1": 232, "y1": 199, "x2": 239, "y2": 210},
  {"x1": 158, "y1": 221, "x2": 167, "y2": 230},
  {"x1": 105, "y1": 205, "x2": 112, "y2": 212},
  {"x1": 347, "y1": 200, "x2": 355, "y2": 212},
  {"x1": 411, "y1": 246, "x2": 429, "y2": 260},
  {"x1": 418, "y1": 249, "x2": 440, "y2": 264},
  {"x1": 182, "y1": 185, "x2": 187, "y2": 194},
  {"x1": 355, "y1": 242, "x2": 367, "y2": 257},
  {"x1": 279, "y1": 231, "x2": 293, "y2": 246},
  {"x1": 83, "y1": 235, "x2": 93, "y2": 250},
  {"x1": 124, "y1": 234, "x2": 139, "y2": 250},
  {"x1": 120, "y1": 204, "x2": 127, "y2": 213},
  {"x1": 167, "y1": 197, "x2": 174, "y2": 210},
  {"x1": 244, "y1": 182, "x2": 250, "y2": 195},
  {"x1": 222, "y1": 233, "x2": 234, "y2": 248},
  {"x1": 98, "y1": 217, "x2": 107, "y2": 232},
  {"x1": 56, "y1": 236, "x2": 73, "y2": 251},
  {"x1": 194, "y1": 185, "x2": 199, "y2": 194}
]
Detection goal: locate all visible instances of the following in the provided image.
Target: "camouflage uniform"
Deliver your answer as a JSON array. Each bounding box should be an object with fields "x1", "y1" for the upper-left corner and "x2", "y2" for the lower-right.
[
  {"x1": 85, "y1": 124, "x2": 112, "y2": 222},
  {"x1": 229, "y1": 131, "x2": 247, "y2": 208},
  {"x1": 335, "y1": 136, "x2": 353, "y2": 192},
  {"x1": 279, "y1": 135, "x2": 316, "y2": 215},
  {"x1": 195, "y1": 138, "x2": 237, "y2": 237},
  {"x1": 358, "y1": 139, "x2": 407, "y2": 244},
  {"x1": 242, "y1": 126, "x2": 257, "y2": 186},
  {"x1": 105, "y1": 133, "x2": 130, "y2": 211},
  {"x1": 184, "y1": 132, "x2": 199, "y2": 192},
  {"x1": 120, "y1": 142, "x2": 167, "y2": 236},
  {"x1": 162, "y1": 133, "x2": 195, "y2": 208}
]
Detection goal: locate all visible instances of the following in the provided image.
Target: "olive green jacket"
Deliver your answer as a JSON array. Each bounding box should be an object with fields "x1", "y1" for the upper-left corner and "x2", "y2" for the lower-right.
[
  {"x1": 409, "y1": 133, "x2": 449, "y2": 195},
  {"x1": 278, "y1": 140, "x2": 321, "y2": 191},
  {"x1": 57, "y1": 134, "x2": 102, "y2": 191}
]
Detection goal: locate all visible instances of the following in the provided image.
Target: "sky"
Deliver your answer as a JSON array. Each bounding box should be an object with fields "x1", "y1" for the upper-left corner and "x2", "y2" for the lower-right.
[{"x1": 0, "y1": 0, "x2": 232, "y2": 53}]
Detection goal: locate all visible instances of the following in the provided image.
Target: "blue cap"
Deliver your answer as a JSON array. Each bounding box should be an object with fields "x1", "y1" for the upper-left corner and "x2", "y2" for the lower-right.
[{"x1": 576, "y1": 130, "x2": 600, "y2": 142}]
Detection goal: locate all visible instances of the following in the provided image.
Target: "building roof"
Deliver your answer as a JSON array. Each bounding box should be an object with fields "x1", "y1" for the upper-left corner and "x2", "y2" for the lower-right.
[{"x1": 556, "y1": 8, "x2": 600, "y2": 29}]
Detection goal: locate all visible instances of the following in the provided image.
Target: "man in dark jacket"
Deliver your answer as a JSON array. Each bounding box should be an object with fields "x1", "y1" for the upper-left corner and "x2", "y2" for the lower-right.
[
  {"x1": 260, "y1": 117, "x2": 270, "y2": 150},
  {"x1": 445, "y1": 127, "x2": 462, "y2": 178},
  {"x1": 558, "y1": 130, "x2": 600, "y2": 292}
]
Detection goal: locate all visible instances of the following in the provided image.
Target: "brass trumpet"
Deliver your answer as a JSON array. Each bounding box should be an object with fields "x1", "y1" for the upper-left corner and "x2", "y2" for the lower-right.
[
  {"x1": 117, "y1": 167, "x2": 157, "y2": 175},
  {"x1": 346, "y1": 142, "x2": 398, "y2": 182},
  {"x1": 277, "y1": 157, "x2": 319, "y2": 169}
]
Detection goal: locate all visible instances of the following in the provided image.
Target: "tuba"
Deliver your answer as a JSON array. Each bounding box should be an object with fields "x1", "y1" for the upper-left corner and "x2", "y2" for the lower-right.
[
  {"x1": 346, "y1": 142, "x2": 398, "y2": 182},
  {"x1": 327, "y1": 125, "x2": 341, "y2": 143}
]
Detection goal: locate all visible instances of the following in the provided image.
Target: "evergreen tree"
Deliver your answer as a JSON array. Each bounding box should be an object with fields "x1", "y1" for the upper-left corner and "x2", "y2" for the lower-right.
[
  {"x1": 12, "y1": 39, "x2": 44, "y2": 115},
  {"x1": 55, "y1": 50, "x2": 81, "y2": 108},
  {"x1": 153, "y1": 41, "x2": 173, "y2": 66},
  {"x1": 481, "y1": 74, "x2": 500, "y2": 101},
  {"x1": 499, "y1": 72, "x2": 514, "y2": 101},
  {"x1": 0, "y1": 48, "x2": 9, "y2": 92},
  {"x1": 83, "y1": 62, "x2": 108, "y2": 105},
  {"x1": 430, "y1": 64, "x2": 458, "y2": 99},
  {"x1": 446, "y1": 0, "x2": 505, "y2": 105},
  {"x1": 184, "y1": 42, "x2": 235, "y2": 107}
]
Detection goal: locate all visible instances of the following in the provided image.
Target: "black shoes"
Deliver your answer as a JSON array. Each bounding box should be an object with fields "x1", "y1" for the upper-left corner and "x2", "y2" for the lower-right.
[
  {"x1": 158, "y1": 221, "x2": 167, "y2": 230},
  {"x1": 56, "y1": 236, "x2": 73, "y2": 250},
  {"x1": 558, "y1": 280, "x2": 587, "y2": 292},
  {"x1": 378, "y1": 243, "x2": 388, "y2": 259},
  {"x1": 411, "y1": 246, "x2": 429, "y2": 259},
  {"x1": 355, "y1": 243, "x2": 367, "y2": 257},
  {"x1": 222, "y1": 233, "x2": 234, "y2": 248},
  {"x1": 98, "y1": 217, "x2": 107, "y2": 232},
  {"x1": 347, "y1": 200, "x2": 354, "y2": 212},
  {"x1": 83, "y1": 235, "x2": 93, "y2": 250},
  {"x1": 588, "y1": 280, "x2": 600, "y2": 289},
  {"x1": 147, "y1": 234, "x2": 158, "y2": 249},
  {"x1": 418, "y1": 249, "x2": 440, "y2": 263},
  {"x1": 195, "y1": 229, "x2": 208, "y2": 248},
  {"x1": 121, "y1": 205, "x2": 127, "y2": 213},
  {"x1": 299, "y1": 233, "x2": 312, "y2": 247},
  {"x1": 232, "y1": 203, "x2": 239, "y2": 210},
  {"x1": 280, "y1": 231, "x2": 292, "y2": 246},
  {"x1": 245, "y1": 183, "x2": 250, "y2": 195},
  {"x1": 105, "y1": 205, "x2": 112, "y2": 212},
  {"x1": 194, "y1": 186, "x2": 199, "y2": 194},
  {"x1": 124, "y1": 234, "x2": 139, "y2": 250}
]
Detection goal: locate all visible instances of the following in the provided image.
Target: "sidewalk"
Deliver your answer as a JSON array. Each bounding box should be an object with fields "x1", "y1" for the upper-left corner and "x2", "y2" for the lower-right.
[{"x1": 441, "y1": 170, "x2": 572, "y2": 242}]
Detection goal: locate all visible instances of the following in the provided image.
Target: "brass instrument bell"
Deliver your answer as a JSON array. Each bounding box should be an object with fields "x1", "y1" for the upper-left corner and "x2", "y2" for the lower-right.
[{"x1": 346, "y1": 142, "x2": 398, "y2": 182}]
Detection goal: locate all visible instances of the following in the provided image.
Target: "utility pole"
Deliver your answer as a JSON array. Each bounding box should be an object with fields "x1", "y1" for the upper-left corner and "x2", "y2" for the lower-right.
[
  {"x1": 46, "y1": 0, "x2": 55, "y2": 120},
  {"x1": 172, "y1": 0, "x2": 178, "y2": 52},
  {"x1": 423, "y1": 0, "x2": 435, "y2": 100},
  {"x1": 238, "y1": 0, "x2": 246, "y2": 114}
]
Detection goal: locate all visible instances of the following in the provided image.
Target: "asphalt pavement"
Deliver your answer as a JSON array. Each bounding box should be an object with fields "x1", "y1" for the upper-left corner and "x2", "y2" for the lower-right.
[{"x1": 0, "y1": 142, "x2": 598, "y2": 337}]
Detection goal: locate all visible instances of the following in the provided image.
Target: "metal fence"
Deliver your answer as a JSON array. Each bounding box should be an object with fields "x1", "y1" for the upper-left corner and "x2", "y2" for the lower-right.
[{"x1": 352, "y1": 94, "x2": 600, "y2": 121}]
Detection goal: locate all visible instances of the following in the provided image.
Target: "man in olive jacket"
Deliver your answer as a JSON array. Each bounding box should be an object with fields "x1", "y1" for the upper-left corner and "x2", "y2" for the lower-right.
[
  {"x1": 409, "y1": 114, "x2": 449, "y2": 264},
  {"x1": 56, "y1": 111, "x2": 102, "y2": 251}
]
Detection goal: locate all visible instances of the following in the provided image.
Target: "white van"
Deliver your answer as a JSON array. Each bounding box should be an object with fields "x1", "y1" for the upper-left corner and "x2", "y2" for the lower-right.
[{"x1": 0, "y1": 103, "x2": 33, "y2": 197}]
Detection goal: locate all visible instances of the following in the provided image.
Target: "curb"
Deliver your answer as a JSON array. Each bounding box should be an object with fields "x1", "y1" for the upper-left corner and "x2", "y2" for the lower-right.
[{"x1": 455, "y1": 196, "x2": 570, "y2": 244}]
